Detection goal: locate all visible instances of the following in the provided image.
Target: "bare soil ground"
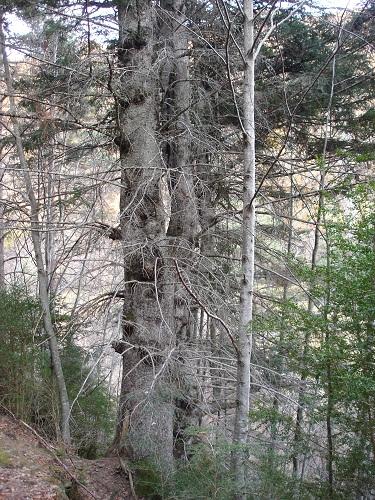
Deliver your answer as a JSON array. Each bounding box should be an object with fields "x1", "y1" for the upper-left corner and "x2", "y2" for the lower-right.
[{"x1": 0, "y1": 415, "x2": 133, "y2": 499}]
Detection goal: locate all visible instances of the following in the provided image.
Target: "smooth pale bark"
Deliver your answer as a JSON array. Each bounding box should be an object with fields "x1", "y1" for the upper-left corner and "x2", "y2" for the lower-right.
[
  {"x1": 0, "y1": 13, "x2": 71, "y2": 445},
  {"x1": 232, "y1": 0, "x2": 256, "y2": 496},
  {"x1": 113, "y1": 0, "x2": 175, "y2": 470},
  {"x1": 44, "y1": 147, "x2": 57, "y2": 293}
]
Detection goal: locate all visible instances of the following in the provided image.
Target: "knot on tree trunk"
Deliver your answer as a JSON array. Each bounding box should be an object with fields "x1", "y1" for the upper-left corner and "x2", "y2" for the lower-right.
[{"x1": 111, "y1": 340, "x2": 128, "y2": 354}]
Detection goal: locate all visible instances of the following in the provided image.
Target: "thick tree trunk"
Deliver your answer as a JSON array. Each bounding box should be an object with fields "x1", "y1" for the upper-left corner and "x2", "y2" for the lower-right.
[
  {"x1": 0, "y1": 13, "x2": 71, "y2": 445},
  {"x1": 232, "y1": 0, "x2": 255, "y2": 497},
  {"x1": 162, "y1": 0, "x2": 202, "y2": 452},
  {"x1": 114, "y1": 0, "x2": 175, "y2": 471},
  {"x1": 164, "y1": 0, "x2": 199, "y2": 243}
]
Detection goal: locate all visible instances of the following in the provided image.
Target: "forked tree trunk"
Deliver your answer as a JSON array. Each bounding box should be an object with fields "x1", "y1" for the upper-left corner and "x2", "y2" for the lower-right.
[
  {"x1": 162, "y1": 0, "x2": 202, "y2": 446},
  {"x1": 232, "y1": 0, "x2": 256, "y2": 497},
  {"x1": 0, "y1": 13, "x2": 71, "y2": 445},
  {"x1": 113, "y1": 0, "x2": 200, "y2": 469}
]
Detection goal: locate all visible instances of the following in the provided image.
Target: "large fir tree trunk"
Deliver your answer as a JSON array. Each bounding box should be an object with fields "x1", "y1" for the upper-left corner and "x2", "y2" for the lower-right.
[
  {"x1": 160, "y1": 0, "x2": 202, "y2": 450},
  {"x1": 113, "y1": 0, "x2": 200, "y2": 468},
  {"x1": 163, "y1": 0, "x2": 199, "y2": 243},
  {"x1": 113, "y1": 0, "x2": 175, "y2": 470}
]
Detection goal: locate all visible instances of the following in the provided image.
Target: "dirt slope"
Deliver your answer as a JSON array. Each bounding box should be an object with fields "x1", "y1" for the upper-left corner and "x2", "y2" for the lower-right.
[{"x1": 0, "y1": 415, "x2": 133, "y2": 499}]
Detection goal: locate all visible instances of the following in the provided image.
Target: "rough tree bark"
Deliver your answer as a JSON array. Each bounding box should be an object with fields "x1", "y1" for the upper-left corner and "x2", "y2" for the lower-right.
[
  {"x1": 163, "y1": 0, "x2": 199, "y2": 243},
  {"x1": 113, "y1": 0, "x2": 175, "y2": 471},
  {"x1": 0, "y1": 12, "x2": 71, "y2": 445},
  {"x1": 161, "y1": 0, "x2": 202, "y2": 452}
]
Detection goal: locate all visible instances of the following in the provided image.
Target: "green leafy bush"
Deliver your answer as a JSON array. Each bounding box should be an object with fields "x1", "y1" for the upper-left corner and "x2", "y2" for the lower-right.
[
  {"x1": 61, "y1": 340, "x2": 115, "y2": 458},
  {"x1": 0, "y1": 287, "x2": 48, "y2": 422},
  {"x1": 133, "y1": 439, "x2": 235, "y2": 499},
  {"x1": 0, "y1": 287, "x2": 114, "y2": 457}
]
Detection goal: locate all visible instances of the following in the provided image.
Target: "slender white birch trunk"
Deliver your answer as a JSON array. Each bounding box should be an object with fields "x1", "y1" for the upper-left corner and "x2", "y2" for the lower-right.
[
  {"x1": 232, "y1": 0, "x2": 255, "y2": 496},
  {"x1": 0, "y1": 13, "x2": 71, "y2": 445}
]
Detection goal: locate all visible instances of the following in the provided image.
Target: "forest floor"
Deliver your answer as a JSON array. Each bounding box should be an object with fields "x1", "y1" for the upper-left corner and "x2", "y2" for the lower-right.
[{"x1": 0, "y1": 414, "x2": 134, "y2": 499}]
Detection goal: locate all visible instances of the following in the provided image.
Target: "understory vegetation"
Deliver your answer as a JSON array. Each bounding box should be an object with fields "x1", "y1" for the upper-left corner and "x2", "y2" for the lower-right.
[{"x1": 0, "y1": 287, "x2": 114, "y2": 458}]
